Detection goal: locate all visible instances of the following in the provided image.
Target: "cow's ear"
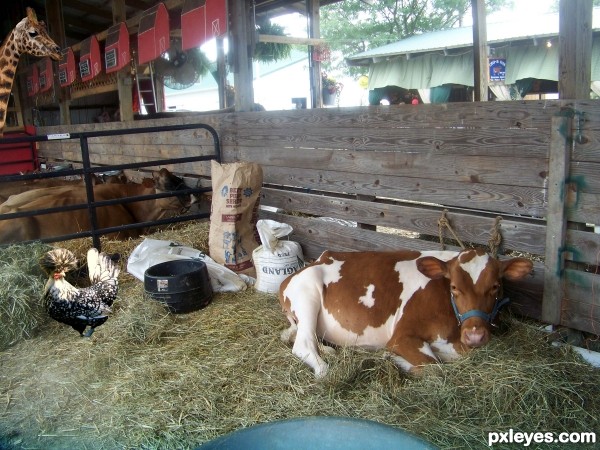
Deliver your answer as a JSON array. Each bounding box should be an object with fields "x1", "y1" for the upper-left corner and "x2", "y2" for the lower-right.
[
  {"x1": 501, "y1": 258, "x2": 533, "y2": 280},
  {"x1": 417, "y1": 256, "x2": 447, "y2": 279}
]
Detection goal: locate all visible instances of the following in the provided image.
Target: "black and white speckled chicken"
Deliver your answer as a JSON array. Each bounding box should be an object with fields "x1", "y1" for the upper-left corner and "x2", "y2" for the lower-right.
[{"x1": 40, "y1": 248, "x2": 120, "y2": 337}]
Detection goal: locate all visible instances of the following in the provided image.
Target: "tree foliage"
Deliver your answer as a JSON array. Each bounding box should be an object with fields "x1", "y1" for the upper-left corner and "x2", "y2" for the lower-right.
[{"x1": 321, "y1": 0, "x2": 511, "y2": 75}]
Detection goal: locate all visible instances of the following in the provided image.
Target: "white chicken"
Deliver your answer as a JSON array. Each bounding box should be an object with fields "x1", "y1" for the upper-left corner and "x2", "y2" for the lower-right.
[{"x1": 40, "y1": 248, "x2": 119, "y2": 337}]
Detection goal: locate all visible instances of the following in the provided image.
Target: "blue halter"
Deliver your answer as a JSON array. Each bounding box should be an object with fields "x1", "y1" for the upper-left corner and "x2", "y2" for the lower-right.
[{"x1": 450, "y1": 293, "x2": 510, "y2": 326}]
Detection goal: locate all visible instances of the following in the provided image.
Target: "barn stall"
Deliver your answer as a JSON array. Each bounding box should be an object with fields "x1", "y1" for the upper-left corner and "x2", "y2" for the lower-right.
[
  {"x1": 34, "y1": 99, "x2": 600, "y2": 336},
  {"x1": 0, "y1": 99, "x2": 598, "y2": 449},
  {"x1": 0, "y1": 0, "x2": 599, "y2": 448}
]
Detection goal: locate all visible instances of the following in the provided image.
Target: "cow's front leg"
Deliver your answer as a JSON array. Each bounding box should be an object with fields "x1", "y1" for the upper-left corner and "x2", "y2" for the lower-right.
[
  {"x1": 280, "y1": 315, "x2": 297, "y2": 343},
  {"x1": 386, "y1": 335, "x2": 440, "y2": 375}
]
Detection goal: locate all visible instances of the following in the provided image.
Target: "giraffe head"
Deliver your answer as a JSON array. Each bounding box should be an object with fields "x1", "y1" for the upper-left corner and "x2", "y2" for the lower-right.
[{"x1": 12, "y1": 7, "x2": 61, "y2": 60}]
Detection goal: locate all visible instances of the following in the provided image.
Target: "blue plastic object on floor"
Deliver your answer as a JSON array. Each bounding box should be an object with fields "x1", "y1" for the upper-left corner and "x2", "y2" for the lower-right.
[{"x1": 198, "y1": 416, "x2": 438, "y2": 450}]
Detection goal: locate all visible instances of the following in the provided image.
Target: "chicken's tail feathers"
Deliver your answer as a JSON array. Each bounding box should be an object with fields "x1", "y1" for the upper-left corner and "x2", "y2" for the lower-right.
[
  {"x1": 87, "y1": 248, "x2": 120, "y2": 284},
  {"x1": 40, "y1": 248, "x2": 78, "y2": 275}
]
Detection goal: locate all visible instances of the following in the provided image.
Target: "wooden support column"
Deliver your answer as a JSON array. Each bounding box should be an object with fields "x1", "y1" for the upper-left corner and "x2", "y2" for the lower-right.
[
  {"x1": 308, "y1": 0, "x2": 322, "y2": 108},
  {"x1": 471, "y1": 0, "x2": 488, "y2": 102},
  {"x1": 230, "y1": 0, "x2": 254, "y2": 111},
  {"x1": 558, "y1": 0, "x2": 592, "y2": 99},
  {"x1": 216, "y1": 36, "x2": 227, "y2": 109},
  {"x1": 113, "y1": 0, "x2": 134, "y2": 122},
  {"x1": 45, "y1": 0, "x2": 71, "y2": 125},
  {"x1": 542, "y1": 114, "x2": 572, "y2": 325}
]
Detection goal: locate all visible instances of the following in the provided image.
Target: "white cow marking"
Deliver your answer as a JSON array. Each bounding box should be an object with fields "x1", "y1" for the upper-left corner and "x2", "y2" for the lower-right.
[
  {"x1": 358, "y1": 284, "x2": 376, "y2": 308},
  {"x1": 395, "y1": 251, "x2": 458, "y2": 321},
  {"x1": 430, "y1": 336, "x2": 461, "y2": 362},
  {"x1": 459, "y1": 253, "x2": 490, "y2": 284},
  {"x1": 322, "y1": 257, "x2": 344, "y2": 286},
  {"x1": 418, "y1": 342, "x2": 440, "y2": 362},
  {"x1": 388, "y1": 353, "x2": 415, "y2": 372}
]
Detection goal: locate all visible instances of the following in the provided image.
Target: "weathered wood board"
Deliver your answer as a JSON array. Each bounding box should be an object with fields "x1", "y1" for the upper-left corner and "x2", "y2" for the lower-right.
[{"x1": 35, "y1": 100, "x2": 600, "y2": 335}]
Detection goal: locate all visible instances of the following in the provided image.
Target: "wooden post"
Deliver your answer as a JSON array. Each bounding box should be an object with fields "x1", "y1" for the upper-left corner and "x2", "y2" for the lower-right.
[
  {"x1": 542, "y1": 114, "x2": 572, "y2": 325},
  {"x1": 45, "y1": 0, "x2": 71, "y2": 125},
  {"x1": 113, "y1": 0, "x2": 133, "y2": 122},
  {"x1": 308, "y1": 0, "x2": 322, "y2": 108},
  {"x1": 230, "y1": 0, "x2": 254, "y2": 111},
  {"x1": 216, "y1": 36, "x2": 227, "y2": 108},
  {"x1": 471, "y1": 0, "x2": 488, "y2": 101},
  {"x1": 558, "y1": 0, "x2": 592, "y2": 99}
]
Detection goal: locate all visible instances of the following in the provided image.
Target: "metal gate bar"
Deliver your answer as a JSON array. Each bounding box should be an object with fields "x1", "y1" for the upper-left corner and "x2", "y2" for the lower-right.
[{"x1": 0, "y1": 123, "x2": 220, "y2": 250}]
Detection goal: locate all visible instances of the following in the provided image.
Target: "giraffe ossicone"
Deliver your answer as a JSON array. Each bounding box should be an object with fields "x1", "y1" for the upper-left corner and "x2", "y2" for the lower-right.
[{"x1": 0, "y1": 7, "x2": 62, "y2": 136}]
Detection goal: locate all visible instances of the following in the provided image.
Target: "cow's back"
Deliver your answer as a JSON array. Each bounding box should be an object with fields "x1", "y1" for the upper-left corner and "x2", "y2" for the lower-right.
[{"x1": 280, "y1": 250, "x2": 456, "y2": 348}]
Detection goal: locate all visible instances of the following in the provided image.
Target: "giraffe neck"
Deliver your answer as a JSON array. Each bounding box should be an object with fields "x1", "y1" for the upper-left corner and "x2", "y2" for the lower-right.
[{"x1": 0, "y1": 30, "x2": 21, "y2": 135}]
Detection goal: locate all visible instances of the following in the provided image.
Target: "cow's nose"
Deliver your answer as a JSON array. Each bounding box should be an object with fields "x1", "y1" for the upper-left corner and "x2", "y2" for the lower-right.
[{"x1": 463, "y1": 327, "x2": 487, "y2": 347}]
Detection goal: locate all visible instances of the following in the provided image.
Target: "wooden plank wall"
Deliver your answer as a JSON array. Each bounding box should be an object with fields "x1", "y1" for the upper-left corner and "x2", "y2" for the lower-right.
[{"x1": 36, "y1": 101, "x2": 600, "y2": 335}]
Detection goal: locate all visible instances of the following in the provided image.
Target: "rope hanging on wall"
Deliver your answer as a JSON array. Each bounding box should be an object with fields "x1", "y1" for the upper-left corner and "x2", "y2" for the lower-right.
[
  {"x1": 438, "y1": 209, "x2": 466, "y2": 250},
  {"x1": 437, "y1": 210, "x2": 504, "y2": 257}
]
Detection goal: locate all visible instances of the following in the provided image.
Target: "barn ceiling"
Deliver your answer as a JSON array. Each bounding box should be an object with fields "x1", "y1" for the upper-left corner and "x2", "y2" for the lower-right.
[{"x1": 20, "y1": 0, "x2": 340, "y2": 45}]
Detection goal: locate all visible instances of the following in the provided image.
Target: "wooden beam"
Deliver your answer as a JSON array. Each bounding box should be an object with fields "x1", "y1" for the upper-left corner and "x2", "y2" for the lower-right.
[
  {"x1": 62, "y1": 0, "x2": 114, "y2": 20},
  {"x1": 471, "y1": 0, "x2": 488, "y2": 101},
  {"x1": 69, "y1": 0, "x2": 184, "y2": 51},
  {"x1": 542, "y1": 114, "x2": 572, "y2": 325},
  {"x1": 257, "y1": 34, "x2": 324, "y2": 46},
  {"x1": 558, "y1": 0, "x2": 592, "y2": 99}
]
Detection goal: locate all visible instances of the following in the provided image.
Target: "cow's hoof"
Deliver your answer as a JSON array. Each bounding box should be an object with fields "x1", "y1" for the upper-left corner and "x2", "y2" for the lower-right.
[
  {"x1": 314, "y1": 364, "x2": 329, "y2": 379},
  {"x1": 321, "y1": 345, "x2": 336, "y2": 355},
  {"x1": 280, "y1": 327, "x2": 297, "y2": 343}
]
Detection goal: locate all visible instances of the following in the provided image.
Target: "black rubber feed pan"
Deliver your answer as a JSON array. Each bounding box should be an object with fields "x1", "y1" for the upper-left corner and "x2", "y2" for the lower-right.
[{"x1": 144, "y1": 260, "x2": 213, "y2": 314}]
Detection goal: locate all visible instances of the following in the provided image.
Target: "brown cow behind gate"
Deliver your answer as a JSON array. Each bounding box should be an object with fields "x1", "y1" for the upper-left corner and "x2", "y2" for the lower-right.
[{"x1": 0, "y1": 169, "x2": 192, "y2": 243}]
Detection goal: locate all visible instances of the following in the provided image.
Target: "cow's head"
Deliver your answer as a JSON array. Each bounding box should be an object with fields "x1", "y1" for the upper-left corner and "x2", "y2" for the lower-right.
[
  {"x1": 152, "y1": 168, "x2": 197, "y2": 213},
  {"x1": 417, "y1": 249, "x2": 532, "y2": 349}
]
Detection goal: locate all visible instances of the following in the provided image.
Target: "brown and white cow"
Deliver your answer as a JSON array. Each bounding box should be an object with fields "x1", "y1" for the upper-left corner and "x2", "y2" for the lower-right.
[
  {"x1": 0, "y1": 168, "x2": 193, "y2": 243},
  {"x1": 279, "y1": 248, "x2": 533, "y2": 378}
]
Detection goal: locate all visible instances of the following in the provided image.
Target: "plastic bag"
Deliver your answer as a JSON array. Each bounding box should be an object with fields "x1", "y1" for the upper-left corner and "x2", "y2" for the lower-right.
[{"x1": 127, "y1": 238, "x2": 252, "y2": 292}]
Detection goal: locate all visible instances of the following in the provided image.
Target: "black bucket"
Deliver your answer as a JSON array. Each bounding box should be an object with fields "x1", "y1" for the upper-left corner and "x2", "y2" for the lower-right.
[{"x1": 144, "y1": 260, "x2": 213, "y2": 314}]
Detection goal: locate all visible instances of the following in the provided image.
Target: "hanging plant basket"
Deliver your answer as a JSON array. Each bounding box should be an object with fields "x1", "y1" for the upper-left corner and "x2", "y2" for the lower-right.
[{"x1": 254, "y1": 21, "x2": 292, "y2": 63}]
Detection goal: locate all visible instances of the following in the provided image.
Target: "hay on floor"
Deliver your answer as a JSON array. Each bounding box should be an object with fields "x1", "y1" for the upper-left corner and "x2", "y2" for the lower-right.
[{"x1": 0, "y1": 220, "x2": 599, "y2": 450}]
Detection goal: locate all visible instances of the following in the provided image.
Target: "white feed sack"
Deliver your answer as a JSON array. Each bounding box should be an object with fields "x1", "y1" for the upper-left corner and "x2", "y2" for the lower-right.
[{"x1": 252, "y1": 219, "x2": 305, "y2": 293}]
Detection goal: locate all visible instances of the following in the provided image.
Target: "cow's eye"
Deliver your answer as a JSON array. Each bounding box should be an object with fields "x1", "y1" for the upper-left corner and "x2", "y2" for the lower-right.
[{"x1": 450, "y1": 284, "x2": 459, "y2": 293}]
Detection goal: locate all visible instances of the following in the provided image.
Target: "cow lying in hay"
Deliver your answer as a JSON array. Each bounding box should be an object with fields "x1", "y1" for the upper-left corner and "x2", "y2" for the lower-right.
[
  {"x1": 279, "y1": 248, "x2": 533, "y2": 378},
  {"x1": 0, "y1": 168, "x2": 193, "y2": 243}
]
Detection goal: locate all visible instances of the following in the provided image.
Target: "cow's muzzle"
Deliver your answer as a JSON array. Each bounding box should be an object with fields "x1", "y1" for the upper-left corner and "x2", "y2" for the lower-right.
[{"x1": 450, "y1": 293, "x2": 510, "y2": 327}]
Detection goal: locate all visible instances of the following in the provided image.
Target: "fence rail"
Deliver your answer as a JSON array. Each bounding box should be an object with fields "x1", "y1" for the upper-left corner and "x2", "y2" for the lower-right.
[{"x1": 0, "y1": 123, "x2": 220, "y2": 250}]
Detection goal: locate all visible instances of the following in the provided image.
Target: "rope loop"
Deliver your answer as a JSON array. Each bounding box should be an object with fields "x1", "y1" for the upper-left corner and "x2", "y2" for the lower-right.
[{"x1": 437, "y1": 209, "x2": 466, "y2": 250}]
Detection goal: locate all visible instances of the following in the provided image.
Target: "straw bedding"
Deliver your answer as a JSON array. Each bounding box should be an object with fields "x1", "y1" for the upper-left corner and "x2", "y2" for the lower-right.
[{"x1": 0, "y1": 221, "x2": 598, "y2": 449}]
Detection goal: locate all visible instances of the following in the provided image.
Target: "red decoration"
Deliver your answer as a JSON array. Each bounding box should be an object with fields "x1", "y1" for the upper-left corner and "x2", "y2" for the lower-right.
[
  {"x1": 37, "y1": 57, "x2": 53, "y2": 93},
  {"x1": 313, "y1": 45, "x2": 331, "y2": 62},
  {"x1": 205, "y1": 0, "x2": 228, "y2": 39},
  {"x1": 137, "y1": 3, "x2": 170, "y2": 64},
  {"x1": 79, "y1": 35, "x2": 102, "y2": 81},
  {"x1": 58, "y1": 48, "x2": 76, "y2": 87},
  {"x1": 105, "y1": 22, "x2": 130, "y2": 73},
  {"x1": 181, "y1": 0, "x2": 206, "y2": 50},
  {"x1": 26, "y1": 64, "x2": 39, "y2": 97},
  {"x1": 181, "y1": 0, "x2": 227, "y2": 50}
]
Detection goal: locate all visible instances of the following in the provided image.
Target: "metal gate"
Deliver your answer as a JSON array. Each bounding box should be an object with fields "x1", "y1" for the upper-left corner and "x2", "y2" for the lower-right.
[{"x1": 0, "y1": 123, "x2": 220, "y2": 250}]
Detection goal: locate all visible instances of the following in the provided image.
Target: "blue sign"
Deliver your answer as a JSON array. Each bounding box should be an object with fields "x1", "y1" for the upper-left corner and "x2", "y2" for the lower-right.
[{"x1": 489, "y1": 58, "x2": 506, "y2": 81}]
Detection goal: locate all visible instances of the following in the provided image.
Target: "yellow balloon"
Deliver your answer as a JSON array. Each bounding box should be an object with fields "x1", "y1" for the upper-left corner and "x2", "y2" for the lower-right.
[{"x1": 358, "y1": 75, "x2": 369, "y2": 89}]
